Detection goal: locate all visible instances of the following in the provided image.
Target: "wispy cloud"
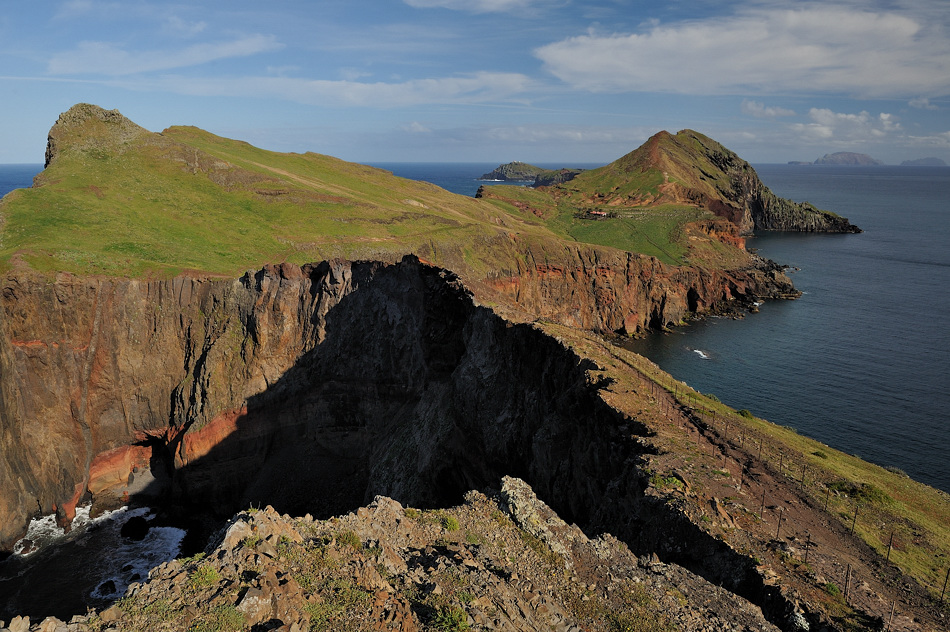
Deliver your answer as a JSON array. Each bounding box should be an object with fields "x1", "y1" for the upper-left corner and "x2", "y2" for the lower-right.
[
  {"x1": 741, "y1": 100, "x2": 795, "y2": 118},
  {"x1": 47, "y1": 35, "x2": 282, "y2": 75},
  {"x1": 791, "y1": 108, "x2": 902, "y2": 142},
  {"x1": 111, "y1": 71, "x2": 534, "y2": 107},
  {"x1": 909, "y1": 96, "x2": 939, "y2": 110},
  {"x1": 402, "y1": 122, "x2": 431, "y2": 133},
  {"x1": 162, "y1": 15, "x2": 207, "y2": 38},
  {"x1": 403, "y1": 0, "x2": 552, "y2": 14},
  {"x1": 535, "y1": 5, "x2": 950, "y2": 98}
]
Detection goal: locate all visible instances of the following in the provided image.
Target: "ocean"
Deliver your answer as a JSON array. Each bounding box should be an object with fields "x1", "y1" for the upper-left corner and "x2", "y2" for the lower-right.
[{"x1": 2, "y1": 162, "x2": 948, "y2": 496}]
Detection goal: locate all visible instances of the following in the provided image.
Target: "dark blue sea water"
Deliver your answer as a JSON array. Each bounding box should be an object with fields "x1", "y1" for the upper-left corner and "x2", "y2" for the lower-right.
[
  {"x1": 2, "y1": 163, "x2": 948, "y2": 493},
  {"x1": 0, "y1": 164, "x2": 42, "y2": 194},
  {"x1": 369, "y1": 162, "x2": 604, "y2": 197},
  {"x1": 630, "y1": 165, "x2": 950, "y2": 494}
]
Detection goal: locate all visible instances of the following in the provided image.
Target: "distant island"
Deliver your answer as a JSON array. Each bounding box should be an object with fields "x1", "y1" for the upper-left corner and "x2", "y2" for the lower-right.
[
  {"x1": 788, "y1": 154, "x2": 948, "y2": 167},
  {"x1": 813, "y1": 152, "x2": 883, "y2": 166},
  {"x1": 480, "y1": 161, "x2": 585, "y2": 186},
  {"x1": 900, "y1": 157, "x2": 947, "y2": 167}
]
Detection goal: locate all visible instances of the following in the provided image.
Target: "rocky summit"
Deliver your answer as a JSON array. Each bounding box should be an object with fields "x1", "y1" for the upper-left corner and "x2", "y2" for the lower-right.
[
  {"x1": 0, "y1": 105, "x2": 947, "y2": 631},
  {"x1": 2, "y1": 480, "x2": 785, "y2": 632}
]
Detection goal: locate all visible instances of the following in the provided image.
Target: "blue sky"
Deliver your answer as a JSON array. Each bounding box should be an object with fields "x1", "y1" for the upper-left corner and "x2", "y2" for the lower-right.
[{"x1": 1, "y1": 0, "x2": 949, "y2": 165}]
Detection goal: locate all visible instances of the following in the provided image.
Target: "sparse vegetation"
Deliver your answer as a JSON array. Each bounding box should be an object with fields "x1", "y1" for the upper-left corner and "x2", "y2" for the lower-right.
[
  {"x1": 431, "y1": 605, "x2": 469, "y2": 631},
  {"x1": 337, "y1": 530, "x2": 361, "y2": 551},
  {"x1": 187, "y1": 564, "x2": 220, "y2": 590},
  {"x1": 188, "y1": 605, "x2": 245, "y2": 632}
]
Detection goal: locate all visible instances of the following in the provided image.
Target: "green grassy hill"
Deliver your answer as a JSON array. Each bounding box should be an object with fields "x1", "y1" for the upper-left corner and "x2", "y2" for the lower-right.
[
  {"x1": 479, "y1": 129, "x2": 860, "y2": 243},
  {"x1": 0, "y1": 105, "x2": 758, "y2": 279},
  {"x1": 0, "y1": 105, "x2": 551, "y2": 278}
]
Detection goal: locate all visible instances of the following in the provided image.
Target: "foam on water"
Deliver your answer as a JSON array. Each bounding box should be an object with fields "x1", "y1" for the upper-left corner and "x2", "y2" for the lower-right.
[
  {"x1": 3, "y1": 506, "x2": 185, "y2": 614},
  {"x1": 86, "y1": 508, "x2": 185, "y2": 600},
  {"x1": 12, "y1": 505, "x2": 114, "y2": 556}
]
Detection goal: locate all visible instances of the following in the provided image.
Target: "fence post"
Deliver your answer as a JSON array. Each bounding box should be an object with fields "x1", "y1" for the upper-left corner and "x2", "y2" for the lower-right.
[
  {"x1": 886, "y1": 531, "x2": 894, "y2": 563},
  {"x1": 851, "y1": 503, "x2": 859, "y2": 535},
  {"x1": 776, "y1": 508, "x2": 784, "y2": 539},
  {"x1": 760, "y1": 491, "x2": 767, "y2": 520},
  {"x1": 886, "y1": 601, "x2": 895, "y2": 631},
  {"x1": 941, "y1": 566, "x2": 949, "y2": 604},
  {"x1": 804, "y1": 535, "x2": 811, "y2": 564},
  {"x1": 844, "y1": 564, "x2": 852, "y2": 602}
]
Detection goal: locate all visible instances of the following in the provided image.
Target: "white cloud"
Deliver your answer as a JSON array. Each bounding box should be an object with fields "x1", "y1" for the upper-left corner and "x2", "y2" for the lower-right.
[
  {"x1": 403, "y1": 0, "x2": 549, "y2": 13},
  {"x1": 113, "y1": 71, "x2": 533, "y2": 107},
  {"x1": 47, "y1": 35, "x2": 282, "y2": 76},
  {"x1": 477, "y1": 124, "x2": 657, "y2": 147},
  {"x1": 162, "y1": 16, "x2": 207, "y2": 38},
  {"x1": 909, "y1": 96, "x2": 939, "y2": 110},
  {"x1": 741, "y1": 100, "x2": 796, "y2": 118},
  {"x1": 791, "y1": 107, "x2": 901, "y2": 142},
  {"x1": 905, "y1": 131, "x2": 950, "y2": 148},
  {"x1": 534, "y1": 5, "x2": 950, "y2": 98},
  {"x1": 403, "y1": 122, "x2": 432, "y2": 133}
]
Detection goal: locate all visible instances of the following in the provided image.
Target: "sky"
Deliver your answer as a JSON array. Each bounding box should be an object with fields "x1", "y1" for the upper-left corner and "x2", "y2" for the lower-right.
[{"x1": 1, "y1": 0, "x2": 949, "y2": 165}]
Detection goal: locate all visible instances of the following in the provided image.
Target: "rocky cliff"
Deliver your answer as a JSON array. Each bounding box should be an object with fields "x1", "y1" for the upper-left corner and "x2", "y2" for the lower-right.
[
  {"x1": 2, "y1": 256, "x2": 945, "y2": 630},
  {"x1": 0, "y1": 253, "x2": 794, "y2": 552},
  {"x1": 0, "y1": 256, "x2": 789, "y2": 624},
  {"x1": 2, "y1": 481, "x2": 784, "y2": 631}
]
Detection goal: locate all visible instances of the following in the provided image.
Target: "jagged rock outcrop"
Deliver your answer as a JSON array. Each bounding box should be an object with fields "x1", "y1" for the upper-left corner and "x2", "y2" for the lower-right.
[
  {"x1": 1, "y1": 484, "x2": 783, "y2": 631},
  {"x1": 479, "y1": 162, "x2": 583, "y2": 186},
  {"x1": 44, "y1": 104, "x2": 149, "y2": 169},
  {"x1": 533, "y1": 167, "x2": 583, "y2": 187},
  {"x1": 0, "y1": 256, "x2": 797, "y2": 625}
]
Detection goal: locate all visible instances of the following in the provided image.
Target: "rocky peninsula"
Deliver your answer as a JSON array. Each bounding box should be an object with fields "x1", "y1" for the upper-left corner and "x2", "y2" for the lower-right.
[{"x1": 0, "y1": 105, "x2": 946, "y2": 632}]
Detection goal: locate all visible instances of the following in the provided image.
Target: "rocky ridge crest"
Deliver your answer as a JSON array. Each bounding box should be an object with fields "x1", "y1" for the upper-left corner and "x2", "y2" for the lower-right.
[{"x1": 0, "y1": 479, "x2": 781, "y2": 632}]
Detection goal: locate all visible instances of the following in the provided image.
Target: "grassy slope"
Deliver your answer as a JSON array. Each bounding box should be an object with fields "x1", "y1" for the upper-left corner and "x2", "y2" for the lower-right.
[
  {"x1": 477, "y1": 130, "x2": 760, "y2": 267},
  {"x1": 0, "y1": 116, "x2": 563, "y2": 278},
  {"x1": 1, "y1": 108, "x2": 754, "y2": 277}
]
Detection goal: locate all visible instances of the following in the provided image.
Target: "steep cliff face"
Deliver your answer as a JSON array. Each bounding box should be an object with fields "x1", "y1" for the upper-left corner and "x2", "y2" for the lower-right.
[
  {"x1": 0, "y1": 262, "x2": 342, "y2": 547},
  {"x1": 476, "y1": 244, "x2": 796, "y2": 336},
  {"x1": 0, "y1": 247, "x2": 797, "y2": 551},
  {"x1": 0, "y1": 256, "x2": 806, "y2": 628}
]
